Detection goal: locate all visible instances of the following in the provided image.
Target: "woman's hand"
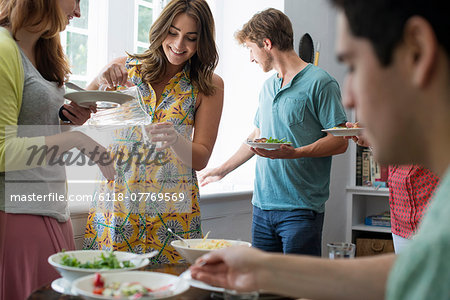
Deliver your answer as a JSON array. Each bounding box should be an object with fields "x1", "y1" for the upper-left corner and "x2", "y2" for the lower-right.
[
  {"x1": 86, "y1": 57, "x2": 130, "y2": 90},
  {"x1": 75, "y1": 134, "x2": 116, "y2": 181},
  {"x1": 148, "y1": 122, "x2": 180, "y2": 150},
  {"x1": 61, "y1": 101, "x2": 96, "y2": 125}
]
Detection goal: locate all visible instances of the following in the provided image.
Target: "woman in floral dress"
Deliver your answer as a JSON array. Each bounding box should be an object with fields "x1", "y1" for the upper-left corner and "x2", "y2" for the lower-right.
[{"x1": 83, "y1": 0, "x2": 223, "y2": 264}]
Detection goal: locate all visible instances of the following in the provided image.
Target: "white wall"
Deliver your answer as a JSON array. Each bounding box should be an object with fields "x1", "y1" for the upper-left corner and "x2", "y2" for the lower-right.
[
  {"x1": 284, "y1": 0, "x2": 351, "y2": 252},
  {"x1": 201, "y1": 0, "x2": 284, "y2": 193}
]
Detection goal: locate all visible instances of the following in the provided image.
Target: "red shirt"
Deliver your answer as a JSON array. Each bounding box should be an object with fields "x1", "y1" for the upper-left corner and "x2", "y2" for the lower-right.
[{"x1": 388, "y1": 165, "x2": 440, "y2": 238}]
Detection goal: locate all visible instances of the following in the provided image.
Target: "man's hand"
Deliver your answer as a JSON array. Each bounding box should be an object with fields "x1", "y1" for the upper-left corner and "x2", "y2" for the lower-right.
[
  {"x1": 344, "y1": 122, "x2": 371, "y2": 147},
  {"x1": 198, "y1": 168, "x2": 225, "y2": 187},
  {"x1": 250, "y1": 144, "x2": 298, "y2": 159},
  {"x1": 190, "y1": 246, "x2": 266, "y2": 292}
]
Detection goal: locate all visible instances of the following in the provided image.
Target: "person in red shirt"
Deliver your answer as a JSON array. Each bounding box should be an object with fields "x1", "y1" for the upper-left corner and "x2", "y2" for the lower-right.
[
  {"x1": 388, "y1": 165, "x2": 439, "y2": 252},
  {"x1": 346, "y1": 123, "x2": 440, "y2": 253}
]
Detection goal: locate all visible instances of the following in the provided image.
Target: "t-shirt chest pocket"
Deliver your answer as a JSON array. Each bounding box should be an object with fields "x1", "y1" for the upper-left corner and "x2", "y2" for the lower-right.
[{"x1": 277, "y1": 97, "x2": 307, "y2": 126}]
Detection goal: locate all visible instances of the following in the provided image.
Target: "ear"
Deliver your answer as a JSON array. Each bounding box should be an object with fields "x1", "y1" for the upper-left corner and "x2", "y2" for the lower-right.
[
  {"x1": 263, "y1": 38, "x2": 273, "y2": 50},
  {"x1": 402, "y1": 16, "x2": 438, "y2": 88}
]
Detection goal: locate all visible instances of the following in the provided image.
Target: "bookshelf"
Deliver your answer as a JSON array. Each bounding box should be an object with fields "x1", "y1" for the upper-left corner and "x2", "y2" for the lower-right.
[{"x1": 346, "y1": 142, "x2": 392, "y2": 243}]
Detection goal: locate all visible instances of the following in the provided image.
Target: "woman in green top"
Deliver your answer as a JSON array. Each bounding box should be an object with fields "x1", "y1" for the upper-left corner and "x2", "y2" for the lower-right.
[{"x1": 0, "y1": 1, "x2": 114, "y2": 299}]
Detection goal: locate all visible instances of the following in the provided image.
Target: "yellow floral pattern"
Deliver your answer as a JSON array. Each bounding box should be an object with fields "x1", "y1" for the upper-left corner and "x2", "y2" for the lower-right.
[{"x1": 83, "y1": 57, "x2": 202, "y2": 264}]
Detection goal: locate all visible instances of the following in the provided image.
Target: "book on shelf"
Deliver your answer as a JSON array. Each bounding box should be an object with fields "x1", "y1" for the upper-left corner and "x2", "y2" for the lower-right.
[
  {"x1": 365, "y1": 211, "x2": 391, "y2": 227},
  {"x1": 356, "y1": 146, "x2": 389, "y2": 187},
  {"x1": 362, "y1": 148, "x2": 371, "y2": 186},
  {"x1": 355, "y1": 145, "x2": 363, "y2": 186}
]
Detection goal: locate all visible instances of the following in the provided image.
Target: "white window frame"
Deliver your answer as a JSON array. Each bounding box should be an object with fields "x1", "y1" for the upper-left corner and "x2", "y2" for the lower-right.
[
  {"x1": 133, "y1": 0, "x2": 164, "y2": 53},
  {"x1": 61, "y1": 0, "x2": 108, "y2": 86}
]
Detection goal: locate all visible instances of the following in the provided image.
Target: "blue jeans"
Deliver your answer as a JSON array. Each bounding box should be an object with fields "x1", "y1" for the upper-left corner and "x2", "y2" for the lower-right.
[{"x1": 252, "y1": 206, "x2": 324, "y2": 256}]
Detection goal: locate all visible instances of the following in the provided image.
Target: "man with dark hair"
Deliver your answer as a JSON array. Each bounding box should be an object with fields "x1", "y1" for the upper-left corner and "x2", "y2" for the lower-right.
[
  {"x1": 199, "y1": 8, "x2": 348, "y2": 256},
  {"x1": 191, "y1": 1, "x2": 450, "y2": 299}
]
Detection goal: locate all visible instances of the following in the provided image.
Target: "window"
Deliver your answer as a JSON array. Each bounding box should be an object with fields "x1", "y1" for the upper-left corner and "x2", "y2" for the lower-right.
[
  {"x1": 60, "y1": 0, "x2": 90, "y2": 87},
  {"x1": 61, "y1": 0, "x2": 164, "y2": 87},
  {"x1": 134, "y1": 0, "x2": 169, "y2": 53}
]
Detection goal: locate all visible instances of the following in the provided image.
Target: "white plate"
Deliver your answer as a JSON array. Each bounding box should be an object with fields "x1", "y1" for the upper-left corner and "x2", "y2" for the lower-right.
[
  {"x1": 322, "y1": 127, "x2": 364, "y2": 137},
  {"x1": 51, "y1": 278, "x2": 76, "y2": 295},
  {"x1": 72, "y1": 271, "x2": 190, "y2": 300},
  {"x1": 64, "y1": 91, "x2": 134, "y2": 109},
  {"x1": 180, "y1": 270, "x2": 225, "y2": 293},
  {"x1": 245, "y1": 141, "x2": 292, "y2": 150}
]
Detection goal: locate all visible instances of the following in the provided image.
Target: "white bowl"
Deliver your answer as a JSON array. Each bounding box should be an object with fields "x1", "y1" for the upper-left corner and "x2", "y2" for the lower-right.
[
  {"x1": 171, "y1": 239, "x2": 251, "y2": 264},
  {"x1": 48, "y1": 250, "x2": 150, "y2": 282},
  {"x1": 72, "y1": 271, "x2": 190, "y2": 300}
]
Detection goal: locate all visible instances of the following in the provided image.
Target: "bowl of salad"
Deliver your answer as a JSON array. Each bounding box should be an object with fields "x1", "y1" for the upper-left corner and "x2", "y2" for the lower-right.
[
  {"x1": 48, "y1": 250, "x2": 150, "y2": 282},
  {"x1": 171, "y1": 239, "x2": 251, "y2": 264},
  {"x1": 72, "y1": 271, "x2": 190, "y2": 300}
]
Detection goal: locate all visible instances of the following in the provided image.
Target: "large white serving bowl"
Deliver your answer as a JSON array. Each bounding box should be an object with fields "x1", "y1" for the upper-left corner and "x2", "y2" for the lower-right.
[
  {"x1": 171, "y1": 239, "x2": 251, "y2": 264},
  {"x1": 48, "y1": 250, "x2": 150, "y2": 282},
  {"x1": 72, "y1": 271, "x2": 190, "y2": 300}
]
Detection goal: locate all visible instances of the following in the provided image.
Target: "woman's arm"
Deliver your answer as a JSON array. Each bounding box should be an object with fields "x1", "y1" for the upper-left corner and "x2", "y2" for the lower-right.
[
  {"x1": 86, "y1": 56, "x2": 128, "y2": 90},
  {"x1": 159, "y1": 73, "x2": 224, "y2": 170}
]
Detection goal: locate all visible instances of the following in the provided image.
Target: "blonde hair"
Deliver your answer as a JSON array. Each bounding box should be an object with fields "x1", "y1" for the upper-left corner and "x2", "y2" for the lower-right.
[
  {"x1": 0, "y1": 0, "x2": 71, "y2": 86},
  {"x1": 131, "y1": 0, "x2": 218, "y2": 96},
  {"x1": 235, "y1": 8, "x2": 294, "y2": 51}
]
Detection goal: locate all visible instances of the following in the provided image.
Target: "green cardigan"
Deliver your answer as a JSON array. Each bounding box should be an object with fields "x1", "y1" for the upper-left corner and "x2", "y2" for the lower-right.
[{"x1": 0, "y1": 27, "x2": 45, "y2": 172}]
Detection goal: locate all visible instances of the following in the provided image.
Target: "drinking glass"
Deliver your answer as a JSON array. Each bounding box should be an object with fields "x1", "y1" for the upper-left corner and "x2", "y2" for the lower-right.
[{"x1": 327, "y1": 242, "x2": 356, "y2": 259}]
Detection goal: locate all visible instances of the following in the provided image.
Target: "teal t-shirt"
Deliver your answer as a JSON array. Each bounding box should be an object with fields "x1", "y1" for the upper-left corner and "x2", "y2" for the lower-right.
[
  {"x1": 386, "y1": 167, "x2": 450, "y2": 299},
  {"x1": 253, "y1": 64, "x2": 347, "y2": 212}
]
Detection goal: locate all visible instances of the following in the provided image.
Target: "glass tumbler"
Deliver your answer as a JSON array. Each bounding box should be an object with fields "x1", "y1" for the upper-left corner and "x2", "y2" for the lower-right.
[{"x1": 327, "y1": 242, "x2": 356, "y2": 259}]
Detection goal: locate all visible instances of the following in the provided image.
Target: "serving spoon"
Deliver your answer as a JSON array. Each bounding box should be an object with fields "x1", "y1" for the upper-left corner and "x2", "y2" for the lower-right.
[
  {"x1": 65, "y1": 81, "x2": 85, "y2": 91},
  {"x1": 118, "y1": 250, "x2": 159, "y2": 265},
  {"x1": 167, "y1": 228, "x2": 191, "y2": 248}
]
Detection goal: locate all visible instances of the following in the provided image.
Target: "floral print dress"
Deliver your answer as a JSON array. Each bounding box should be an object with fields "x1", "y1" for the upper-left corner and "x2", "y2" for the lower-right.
[{"x1": 83, "y1": 57, "x2": 202, "y2": 264}]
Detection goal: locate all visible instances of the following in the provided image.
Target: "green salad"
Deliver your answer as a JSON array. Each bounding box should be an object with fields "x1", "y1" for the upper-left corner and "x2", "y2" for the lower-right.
[
  {"x1": 60, "y1": 252, "x2": 134, "y2": 269},
  {"x1": 265, "y1": 137, "x2": 290, "y2": 143}
]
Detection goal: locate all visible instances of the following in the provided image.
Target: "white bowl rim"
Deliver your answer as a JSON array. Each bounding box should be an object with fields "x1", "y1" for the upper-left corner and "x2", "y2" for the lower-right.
[
  {"x1": 48, "y1": 250, "x2": 149, "y2": 273},
  {"x1": 170, "y1": 239, "x2": 252, "y2": 251},
  {"x1": 72, "y1": 271, "x2": 190, "y2": 299}
]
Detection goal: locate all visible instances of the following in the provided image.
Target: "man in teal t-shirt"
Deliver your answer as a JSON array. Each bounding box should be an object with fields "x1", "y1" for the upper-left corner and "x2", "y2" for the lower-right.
[{"x1": 200, "y1": 9, "x2": 348, "y2": 256}]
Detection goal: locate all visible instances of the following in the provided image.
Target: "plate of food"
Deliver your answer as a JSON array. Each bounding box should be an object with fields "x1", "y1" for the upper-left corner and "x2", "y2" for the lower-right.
[
  {"x1": 64, "y1": 91, "x2": 134, "y2": 109},
  {"x1": 72, "y1": 271, "x2": 190, "y2": 300},
  {"x1": 171, "y1": 239, "x2": 251, "y2": 264},
  {"x1": 322, "y1": 126, "x2": 364, "y2": 137},
  {"x1": 245, "y1": 137, "x2": 292, "y2": 150}
]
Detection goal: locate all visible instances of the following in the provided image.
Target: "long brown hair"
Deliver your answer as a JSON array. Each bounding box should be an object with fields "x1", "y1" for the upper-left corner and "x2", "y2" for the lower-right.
[
  {"x1": 0, "y1": 0, "x2": 71, "y2": 86},
  {"x1": 132, "y1": 0, "x2": 218, "y2": 96}
]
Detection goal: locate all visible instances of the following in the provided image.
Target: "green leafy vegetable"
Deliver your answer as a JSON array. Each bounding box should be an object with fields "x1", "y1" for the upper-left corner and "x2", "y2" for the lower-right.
[
  {"x1": 265, "y1": 137, "x2": 291, "y2": 144},
  {"x1": 60, "y1": 252, "x2": 134, "y2": 269}
]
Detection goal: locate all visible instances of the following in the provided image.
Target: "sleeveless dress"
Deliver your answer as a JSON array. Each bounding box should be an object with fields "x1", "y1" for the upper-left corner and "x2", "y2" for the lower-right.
[{"x1": 83, "y1": 57, "x2": 202, "y2": 264}]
